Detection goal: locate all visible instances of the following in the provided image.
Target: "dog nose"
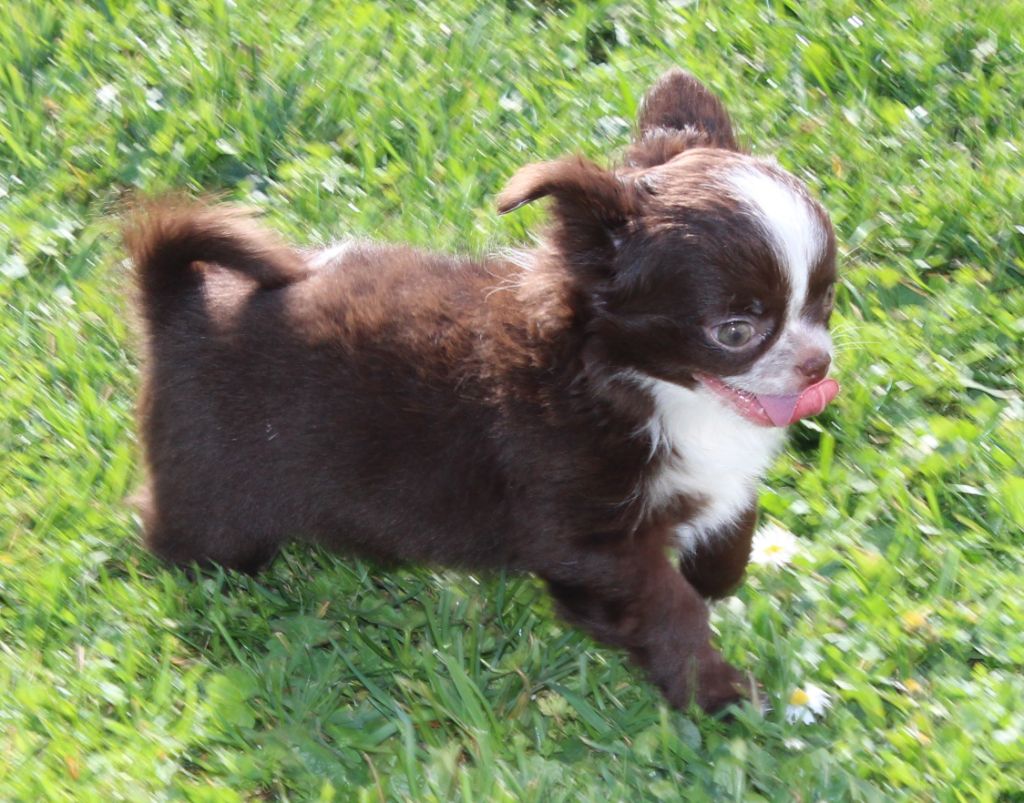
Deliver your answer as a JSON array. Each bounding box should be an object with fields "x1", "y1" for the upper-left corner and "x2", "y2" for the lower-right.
[{"x1": 797, "y1": 351, "x2": 831, "y2": 383}]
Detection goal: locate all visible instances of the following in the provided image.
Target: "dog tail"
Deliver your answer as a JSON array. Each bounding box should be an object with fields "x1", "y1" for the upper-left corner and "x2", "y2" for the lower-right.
[{"x1": 125, "y1": 199, "x2": 308, "y2": 322}]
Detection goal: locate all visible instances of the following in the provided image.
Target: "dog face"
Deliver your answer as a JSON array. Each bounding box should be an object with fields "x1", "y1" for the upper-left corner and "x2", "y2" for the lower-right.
[{"x1": 499, "y1": 71, "x2": 838, "y2": 428}]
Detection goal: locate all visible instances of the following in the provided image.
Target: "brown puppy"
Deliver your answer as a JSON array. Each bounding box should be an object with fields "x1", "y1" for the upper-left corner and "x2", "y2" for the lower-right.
[{"x1": 127, "y1": 70, "x2": 838, "y2": 713}]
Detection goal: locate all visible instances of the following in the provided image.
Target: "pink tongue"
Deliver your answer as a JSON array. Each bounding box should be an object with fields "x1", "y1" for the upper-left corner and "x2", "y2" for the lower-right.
[{"x1": 756, "y1": 379, "x2": 840, "y2": 427}]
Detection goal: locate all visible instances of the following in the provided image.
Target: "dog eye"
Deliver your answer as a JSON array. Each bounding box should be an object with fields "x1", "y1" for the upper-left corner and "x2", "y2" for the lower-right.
[
  {"x1": 823, "y1": 284, "x2": 836, "y2": 310},
  {"x1": 713, "y1": 320, "x2": 756, "y2": 349}
]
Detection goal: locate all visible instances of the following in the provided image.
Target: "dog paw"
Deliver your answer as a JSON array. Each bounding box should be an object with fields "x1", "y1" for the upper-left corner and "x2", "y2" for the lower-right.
[{"x1": 695, "y1": 661, "x2": 751, "y2": 714}]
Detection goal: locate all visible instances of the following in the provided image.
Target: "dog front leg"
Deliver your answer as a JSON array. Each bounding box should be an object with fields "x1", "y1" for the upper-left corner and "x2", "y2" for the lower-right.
[
  {"x1": 542, "y1": 537, "x2": 748, "y2": 713},
  {"x1": 679, "y1": 505, "x2": 757, "y2": 600}
]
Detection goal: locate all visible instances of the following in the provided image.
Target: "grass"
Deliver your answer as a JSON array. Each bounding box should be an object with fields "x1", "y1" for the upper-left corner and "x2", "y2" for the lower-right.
[{"x1": 1, "y1": 0, "x2": 1022, "y2": 799}]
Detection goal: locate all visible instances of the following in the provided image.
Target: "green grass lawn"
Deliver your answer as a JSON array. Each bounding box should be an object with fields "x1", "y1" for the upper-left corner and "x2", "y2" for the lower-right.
[{"x1": 2, "y1": 1, "x2": 1022, "y2": 799}]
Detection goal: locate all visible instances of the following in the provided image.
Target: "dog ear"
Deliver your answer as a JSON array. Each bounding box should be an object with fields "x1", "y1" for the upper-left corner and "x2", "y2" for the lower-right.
[
  {"x1": 627, "y1": 69, "x2": 738, "y2": 167},
  {"x1": 498, "y1": 155, "x2": 637, "y2": 226},
  {"x1": 498, "y1": 156, "x2": 641, "y2": 273}
]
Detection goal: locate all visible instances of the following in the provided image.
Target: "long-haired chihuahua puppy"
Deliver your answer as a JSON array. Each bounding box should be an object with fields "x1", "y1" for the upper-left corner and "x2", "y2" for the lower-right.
[{"x1": 127, "y1": 70, "x2": 838, "y2": 713}]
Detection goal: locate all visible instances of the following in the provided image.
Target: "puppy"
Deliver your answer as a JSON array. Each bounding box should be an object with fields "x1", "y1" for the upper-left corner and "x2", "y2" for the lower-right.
[{"x1": 127, "y1": 70, "x2": 838, "y2": 713}]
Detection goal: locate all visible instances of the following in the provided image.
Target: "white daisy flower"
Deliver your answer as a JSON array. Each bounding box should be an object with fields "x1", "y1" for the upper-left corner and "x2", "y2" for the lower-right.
[
  {"x1": 96, "y1": 84, "x2": 119, "y2": 109},
  {"x1": 54, "y1": 285, "x2": 74, "y2": 307},
  {"x1": 750, "y1": 522, "x2": 799, "y2": 568},
  {"x1": 1, "y1": 254, "x2": 28, "y2": 280},
  {"x1": 785, "y1": 683, "x2": 831, "y2": 724}
]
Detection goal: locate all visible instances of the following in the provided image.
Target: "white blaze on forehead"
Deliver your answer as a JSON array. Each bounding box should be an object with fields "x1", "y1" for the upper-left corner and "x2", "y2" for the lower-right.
[{"x1": 726, "y1": 165, "x2": 827, "y2": 317}]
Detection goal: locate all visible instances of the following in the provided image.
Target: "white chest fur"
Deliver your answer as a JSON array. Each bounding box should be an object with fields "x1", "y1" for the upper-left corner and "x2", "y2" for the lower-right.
[{"x1": 642, "y1": 376, "x2": 785, "y2": 552}]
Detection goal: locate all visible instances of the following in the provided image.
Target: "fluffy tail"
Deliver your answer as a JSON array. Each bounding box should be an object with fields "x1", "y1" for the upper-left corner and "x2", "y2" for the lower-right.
[{"x1": 125, "y1": 200, "x2": 308, "y2": 323}]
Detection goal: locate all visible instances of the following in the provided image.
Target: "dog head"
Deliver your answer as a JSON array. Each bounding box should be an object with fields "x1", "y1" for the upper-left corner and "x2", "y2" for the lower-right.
[{"x1": 499, "y1": 70, "x2": 838, "y2": 427}]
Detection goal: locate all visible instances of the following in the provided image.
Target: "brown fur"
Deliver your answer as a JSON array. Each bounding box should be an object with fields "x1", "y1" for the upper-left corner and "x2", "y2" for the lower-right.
[{"x1": 127, "y1": 71, "x2": 836, "y2": 713}]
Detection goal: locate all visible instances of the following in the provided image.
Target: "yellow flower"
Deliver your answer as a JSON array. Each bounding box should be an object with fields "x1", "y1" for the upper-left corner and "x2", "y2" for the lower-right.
[{"x1": 902, "y1": 610, "x2": 929, "y2": 630}]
